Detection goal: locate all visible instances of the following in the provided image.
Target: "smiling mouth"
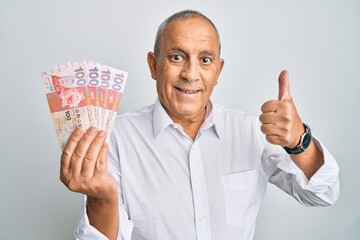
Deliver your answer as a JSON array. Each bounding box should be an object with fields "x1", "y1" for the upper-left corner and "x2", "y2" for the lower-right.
[{"x1": 174, "y1": 87, "x2": 201, "y2": 94}]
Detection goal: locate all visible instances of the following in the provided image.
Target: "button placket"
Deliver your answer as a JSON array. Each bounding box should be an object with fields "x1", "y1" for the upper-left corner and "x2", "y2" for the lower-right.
[{"x1": 189, "y1": 141, "x2": 212, "y2": 240}]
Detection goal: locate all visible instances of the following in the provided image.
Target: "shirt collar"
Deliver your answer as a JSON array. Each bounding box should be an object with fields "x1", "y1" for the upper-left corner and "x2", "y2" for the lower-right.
[
  {"x1": 153, "y1": 98, "x2": 174, "y2": 138},
  {"x1": 201, "y1": 100, "x2": 222, "y2": 139},
  {"x1": 152, "y1": 98, "x2": 222, "y2": 139}
]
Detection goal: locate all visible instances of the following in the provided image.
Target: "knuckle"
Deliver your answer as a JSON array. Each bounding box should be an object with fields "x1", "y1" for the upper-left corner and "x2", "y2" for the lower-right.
[
  {"x1": 260, "y1": 103, "x2": 266, "y2": 112},
  {"x1": 84, "y1": 153, "x2": 96, "y2": 163},
  {"x1": 280, "y1": 114, "x2": 292, "y2": 125},
  {"x1": 72, "y1": 151, "x2": 84, "y2": 161},
  {"x1": 259, "y1": 114, "x2": 265, "y2": 123},
  {"x1": 279, "y1": 122, "x2": 289, "y2": 132},
  {"x1": 81, "y1": 134, "x2": 91, "y2": 143},
  {"x1": 261, "y1": 100, "x2": 274, "y2": 112},
  {"x1": 61, "y1": 147, "x2": 72, "y2": 159},
  {"x1": 285, "y1": 114, "x2": 292, "y2": 122},
  {"x1": 260, "y1": 124, "x2": 267, "y2": 133}
]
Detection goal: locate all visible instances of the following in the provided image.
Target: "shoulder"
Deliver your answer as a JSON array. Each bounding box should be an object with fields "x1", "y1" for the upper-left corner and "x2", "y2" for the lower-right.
[
  {"x1": 213, "y1": 104, "x2": 259, "y2": 124},
  {"x1": 212, "y1": 103, "x2": 262, "y2": 139},
  {"x1": 212, "y1": 104, "x2": 267, "y2": 150},
  {"x1": 117, "y1": 104, "x2": 154, "y2": 120},
  {"x1": 113, "y1": 103, "x2": 155, "y2": 130}
]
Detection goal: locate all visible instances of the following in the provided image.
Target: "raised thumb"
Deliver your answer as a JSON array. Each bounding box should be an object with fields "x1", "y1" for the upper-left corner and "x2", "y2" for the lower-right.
[{"x1": 278, "y1": 70, "x2": 291, "y2": 100}]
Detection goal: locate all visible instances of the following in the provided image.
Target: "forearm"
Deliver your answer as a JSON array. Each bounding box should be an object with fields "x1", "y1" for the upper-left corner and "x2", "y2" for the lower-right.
[
  {"x1": 290, "y1": 140, "x2": 324, "y2": 180},
  {"x1": 87, "y1": 194, "x2": 119, "y2": 240}
]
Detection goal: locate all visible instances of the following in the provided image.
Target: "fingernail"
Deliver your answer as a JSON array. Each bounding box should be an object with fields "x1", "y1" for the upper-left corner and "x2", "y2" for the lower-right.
[
  {"x1": 88, "y1": 127, "x2": 97, "y2": 135},
  {"x1": 98, "y1": 130, "x2": 106, "y2": 137},
  {"x1": 74, "y1": 127, "x2": 84, "y2": 135}
]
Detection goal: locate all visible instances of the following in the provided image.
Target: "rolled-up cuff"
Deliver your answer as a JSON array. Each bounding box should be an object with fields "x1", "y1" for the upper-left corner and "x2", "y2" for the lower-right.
[
  {"x1": 74, "y1": 195, "x2": 134, "y2": 240},
  {"x1": 276, "y1": 136, "x2": 339, "y2": 203}
]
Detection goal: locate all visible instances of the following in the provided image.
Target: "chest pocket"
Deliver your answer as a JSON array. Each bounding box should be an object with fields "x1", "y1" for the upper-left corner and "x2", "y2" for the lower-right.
[{"x1": 221, "y1": 169, "x2": 258, "y2": 227}]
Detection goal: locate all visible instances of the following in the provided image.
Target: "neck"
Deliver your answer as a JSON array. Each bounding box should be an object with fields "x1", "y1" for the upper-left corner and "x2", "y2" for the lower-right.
[{"x1": 168, "y1": 109, "x2": 206, "y2": 141}]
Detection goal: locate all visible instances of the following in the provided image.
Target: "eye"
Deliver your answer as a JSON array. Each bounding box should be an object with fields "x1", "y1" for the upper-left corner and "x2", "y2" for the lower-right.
[
  {"x1": 170, "y1": 54, "x2": 183, "y2": 62},
  {"x1": 201, "y1": 57, "x2": 212, "y2": 65}
]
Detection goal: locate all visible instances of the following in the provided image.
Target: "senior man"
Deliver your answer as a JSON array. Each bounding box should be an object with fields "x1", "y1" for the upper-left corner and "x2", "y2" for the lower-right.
[{"x1": 60, "y1": 10, "x2": 339, "y2": 240}]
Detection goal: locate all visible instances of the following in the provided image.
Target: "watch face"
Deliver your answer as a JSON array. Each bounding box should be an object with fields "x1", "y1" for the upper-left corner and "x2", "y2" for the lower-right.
[
  {"x1": 302, "y1": 131, "x2": 312, "y2": 150},
  {"x1": 283, "y1": 124, "x2": 312, "y2": 154}
]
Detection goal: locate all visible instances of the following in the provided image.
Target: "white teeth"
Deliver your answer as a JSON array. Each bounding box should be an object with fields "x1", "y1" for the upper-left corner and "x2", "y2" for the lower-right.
[{"x1": 176, "y1": 87, "x2": 198, "y2": 94}]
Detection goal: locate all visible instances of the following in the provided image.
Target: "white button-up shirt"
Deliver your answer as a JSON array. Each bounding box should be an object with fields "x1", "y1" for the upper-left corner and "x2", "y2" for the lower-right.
[{"x1": 75, "y1": 99, "x2": 339, "y2": 240}]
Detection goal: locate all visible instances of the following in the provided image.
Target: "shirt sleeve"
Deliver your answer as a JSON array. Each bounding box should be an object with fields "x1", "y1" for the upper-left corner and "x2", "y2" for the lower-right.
[
  {"x1": 74, "y1": 196, "x2": 134, "y2": 240},
  {"x1": 267, "y1": 136, "x2": 340, "y2": 206},
  {"x1": 74, "y1": 132, "x2": 134, "y2": 240}
]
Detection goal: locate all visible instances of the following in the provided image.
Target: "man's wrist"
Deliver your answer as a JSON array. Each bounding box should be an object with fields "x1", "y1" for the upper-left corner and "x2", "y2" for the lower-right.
[{"x1": 283, "y1": 123, "x2": 312, "y2": 155}]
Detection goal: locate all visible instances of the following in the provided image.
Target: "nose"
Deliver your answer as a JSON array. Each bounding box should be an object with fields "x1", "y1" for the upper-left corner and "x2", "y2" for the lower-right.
[{"x1": 180, "y1": 59, "x2": 200, "y2": 82}]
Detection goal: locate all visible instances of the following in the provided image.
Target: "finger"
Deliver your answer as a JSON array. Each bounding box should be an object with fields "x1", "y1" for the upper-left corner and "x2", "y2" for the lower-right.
[
  {"x1": 69, "y1": 127, "x2": 99, "y2": 176},
  {"x1": 261, "y1": 99, "x2": 279, "y2": 113},
  {"x1": 265, "y1": 135, "x2": 284, "y2": 146},
  {"x1": 259, "y1": 112, "x2": 278, "y2": 124},
  {"x1": 95, "y1": 142, "x2": 109, "y2": 176},
  {"x1": 61, "y1": 128, "x2": 85, "y2": 173},
  {"x1": 81, "y1": 130, "x2": 107, "y2": 178},
  {"x1": 260, "y1": 123, "x2": 279, "y2": 136},
  {"x1": 278, "y1": 70, "x2": 291, "y2": 100}
]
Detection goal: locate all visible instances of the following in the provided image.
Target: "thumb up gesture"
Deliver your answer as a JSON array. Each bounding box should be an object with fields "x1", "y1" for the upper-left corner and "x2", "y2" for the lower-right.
[{"x1": 259, "y1": 70, "x2": 305, "y2": 148}]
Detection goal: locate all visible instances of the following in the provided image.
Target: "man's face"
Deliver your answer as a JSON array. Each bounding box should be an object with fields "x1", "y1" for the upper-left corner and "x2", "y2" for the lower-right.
[{"x1": 148, "y1": 16, "x2": 224, "y2": 123}]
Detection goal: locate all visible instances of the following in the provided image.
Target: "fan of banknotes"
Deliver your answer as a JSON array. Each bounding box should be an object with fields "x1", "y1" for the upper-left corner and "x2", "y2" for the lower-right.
[{"x1": 42, "y1": 60, "x2": 128, "y2": 149}]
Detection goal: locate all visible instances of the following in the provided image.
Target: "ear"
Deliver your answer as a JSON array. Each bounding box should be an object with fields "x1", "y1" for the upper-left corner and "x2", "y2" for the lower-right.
[
  {"x1": 215, "y1": 58, "x2": 225, "y2": 82},
  {"x1": 147, "y1": 52, "x2": 157, "y2": 80}
]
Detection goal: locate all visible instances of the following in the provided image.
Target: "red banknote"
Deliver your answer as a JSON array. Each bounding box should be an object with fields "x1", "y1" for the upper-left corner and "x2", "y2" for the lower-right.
[{"x1": 42, "y1": 60, "x2": 128, "y2": 149}]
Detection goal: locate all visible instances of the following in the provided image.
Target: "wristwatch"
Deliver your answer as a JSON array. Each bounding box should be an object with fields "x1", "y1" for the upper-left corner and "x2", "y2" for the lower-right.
[{"x1": 283, "y1": 123, "x2": 312, "y2": 155}]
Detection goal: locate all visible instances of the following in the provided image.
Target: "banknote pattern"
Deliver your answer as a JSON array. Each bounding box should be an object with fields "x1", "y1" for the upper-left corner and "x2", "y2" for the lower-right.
[{"x1": 42, "y1": 60, "x2": 128, "y2": 149}]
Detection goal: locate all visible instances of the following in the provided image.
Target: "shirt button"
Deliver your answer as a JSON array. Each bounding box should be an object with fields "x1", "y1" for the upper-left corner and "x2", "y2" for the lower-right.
[{"x1": 194, "y1": 179, "x2": 201, "y2": 186}]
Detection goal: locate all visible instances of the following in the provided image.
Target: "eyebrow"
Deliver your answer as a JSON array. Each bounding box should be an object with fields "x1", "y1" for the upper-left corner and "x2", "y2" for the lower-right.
[
  {"x1": 170, "y1": 48, "x2": 187, "y2": 55},
  {"x1": 169, "y1": 48, "x2": 216, "y2": 57},
  {"x1": 199, "y1": 50, "x2": 215, "y2": 56}
]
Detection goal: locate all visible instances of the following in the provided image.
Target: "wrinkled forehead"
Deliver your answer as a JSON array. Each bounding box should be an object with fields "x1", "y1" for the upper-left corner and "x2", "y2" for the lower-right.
[{"x1": 161, "y1": 16, "x2": 220, "y2": 52}]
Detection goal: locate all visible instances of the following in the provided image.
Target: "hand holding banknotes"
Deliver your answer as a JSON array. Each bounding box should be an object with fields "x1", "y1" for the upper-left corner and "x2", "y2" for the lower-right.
[
  {"x1": 60, "y1": 127, "x2": 119, "y2": 239},
  {"x1": 60, "y1": 127, "x2": 115, "y2": 200}
]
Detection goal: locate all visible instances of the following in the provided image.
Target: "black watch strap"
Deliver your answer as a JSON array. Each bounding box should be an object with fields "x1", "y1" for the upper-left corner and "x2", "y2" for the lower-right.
[{"x1": 283, "y1": 123, "x2": 312, "y2": 155}]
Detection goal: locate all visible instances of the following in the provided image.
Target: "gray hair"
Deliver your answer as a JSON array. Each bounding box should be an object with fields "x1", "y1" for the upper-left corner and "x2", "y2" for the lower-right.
[{"x1": 154, "y1": 10, "x2": 221, "y2": 58}]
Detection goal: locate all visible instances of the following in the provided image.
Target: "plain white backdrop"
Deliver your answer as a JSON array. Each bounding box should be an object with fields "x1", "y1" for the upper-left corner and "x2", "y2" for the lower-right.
[{"x1": 0, "y1": 0, "x2": 359, "y2": 239}]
